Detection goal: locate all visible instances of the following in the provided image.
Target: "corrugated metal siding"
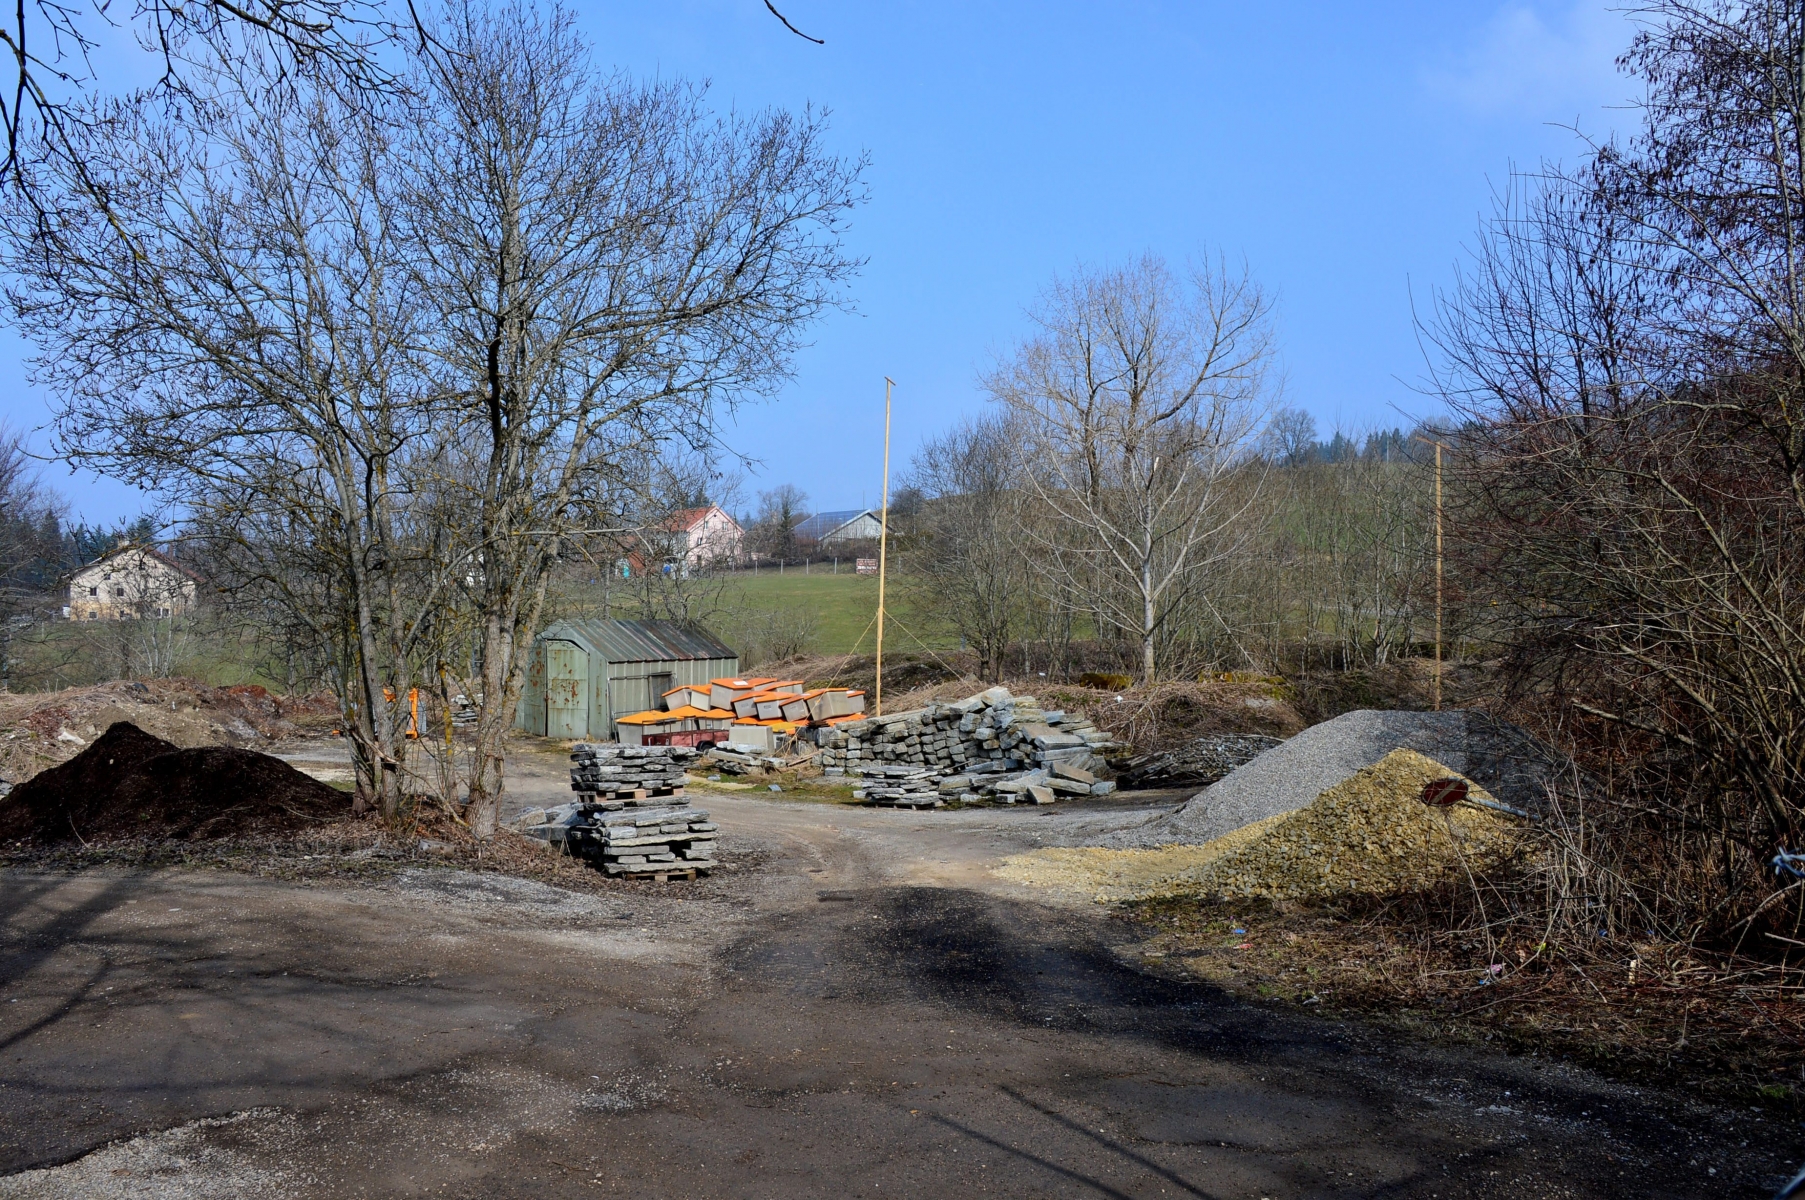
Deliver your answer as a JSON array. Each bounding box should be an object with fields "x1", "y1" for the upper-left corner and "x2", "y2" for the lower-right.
[
  {"x1": 553, "y1": 618, "x2": 735, "y2": 664},
  {"x1": 516, "y1": 618, "x2": 738, "y2": 740}
]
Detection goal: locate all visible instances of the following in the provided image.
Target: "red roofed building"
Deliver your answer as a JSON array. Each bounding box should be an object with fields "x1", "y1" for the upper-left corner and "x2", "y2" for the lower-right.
[{"x1": 667, "y1": 505, "x2": 743, "y2": 569}]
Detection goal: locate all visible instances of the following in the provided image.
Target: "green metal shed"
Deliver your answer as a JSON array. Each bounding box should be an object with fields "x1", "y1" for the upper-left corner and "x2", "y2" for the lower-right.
[{"x1": 515, "y1": 618, "x2": 740, "y2": 741}]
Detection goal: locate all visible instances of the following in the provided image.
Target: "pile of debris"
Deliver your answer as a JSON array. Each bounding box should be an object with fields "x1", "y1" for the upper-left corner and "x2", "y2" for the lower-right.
[
  {"x1": 1115, "y1": 734, "x2": 1283, "y2": 791},
  {"x1": 568, "y1": 743, "x2": 696, "y2": 800},
  {"x1": 820, "y1": 686, "x2": 1121, "y2": 807}
]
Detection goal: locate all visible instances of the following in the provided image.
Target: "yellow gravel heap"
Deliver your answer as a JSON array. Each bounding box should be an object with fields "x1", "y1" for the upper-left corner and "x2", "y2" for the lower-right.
[
  {"x1": 995, "y1": 748, "x2": 1523, "y2": 903},
  {"x1": 1189, "y1": 748, "x2": 1520, "y2": 900}
]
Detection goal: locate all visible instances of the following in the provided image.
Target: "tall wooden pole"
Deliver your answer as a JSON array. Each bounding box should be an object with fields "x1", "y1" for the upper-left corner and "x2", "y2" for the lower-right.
[
  {"x1": 1414, "y1": 435, "x2": 1446, "y2": 712},
  {"x1": 875, "y1": 377, "x2": 894, "y2": 716},
  {"x1": 1433, "y1": 440, "x2": 1444, "y2": 712}
]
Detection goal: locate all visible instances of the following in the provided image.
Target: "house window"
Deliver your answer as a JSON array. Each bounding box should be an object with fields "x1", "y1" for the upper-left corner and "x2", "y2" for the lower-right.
[
  {"x1": 88, "y1": 610, "x2": 97, "y2": 619},
  {"x1": 157, "y1": 607, "x2": 170, "y2": 617},
  {"x1": 87, "y1": 586, "x2": 97, "y2": 596},
  {"x1": 114, "y1": 586, "x2": 125, "y2": 597}
]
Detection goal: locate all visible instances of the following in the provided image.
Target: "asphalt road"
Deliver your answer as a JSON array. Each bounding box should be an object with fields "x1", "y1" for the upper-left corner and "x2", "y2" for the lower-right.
[{"x1": 0, "y1": 777, "x2": 1796, "y2": 1198}]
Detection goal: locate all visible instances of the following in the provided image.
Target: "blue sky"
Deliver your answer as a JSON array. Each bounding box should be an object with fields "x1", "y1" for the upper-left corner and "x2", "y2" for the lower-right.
[{"x1": 0, "y1": 0, "x2": 1643, "y2": 522}]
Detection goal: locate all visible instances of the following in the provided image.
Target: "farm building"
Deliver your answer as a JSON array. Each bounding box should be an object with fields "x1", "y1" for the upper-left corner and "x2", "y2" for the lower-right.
[
  {"x1": 666, "y1": 505, "x2": 743, "y2": 568},
  {"x1": 65, "y1": 543, "x2": 202, "y2": 621},
  {"x1": 515, "y1": 619, "x2": 739, "y2": 740},
  {"x1": 793, "y1": 508, "x2": 887, "y2": 548}
]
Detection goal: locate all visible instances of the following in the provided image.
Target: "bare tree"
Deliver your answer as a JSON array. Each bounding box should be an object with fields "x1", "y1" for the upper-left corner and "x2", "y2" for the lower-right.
[
  {"x1": 984, "y1": 254, "x2": 1275, "y2": 682},
  {"x1": 405, "y1": 0, "x2": 864, "y2": 835},
  {"x1": 1261, "y1": 406, "x2": 1319, "y2": 466},
  {"x1": 2, "y1": 55, "x2": 455, "y2": 814},
  {"x1": 903, "y1": 415, "x2": 1029, "y2": 681},
  {"x1": 748, "y1": 484, "x2": 809, "y2": 561},
  {"x1": 1425, "y1": 0, "x2": 1805, "y2": 939}
]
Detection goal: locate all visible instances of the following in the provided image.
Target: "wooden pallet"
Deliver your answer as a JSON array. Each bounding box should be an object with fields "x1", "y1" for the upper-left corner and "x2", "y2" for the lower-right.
[{"x1": 612, "y1": 865, "x2": 700, "y2": 882}]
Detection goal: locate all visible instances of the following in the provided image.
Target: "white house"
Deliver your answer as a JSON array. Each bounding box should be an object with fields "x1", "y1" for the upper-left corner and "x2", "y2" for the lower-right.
[
  {"x1": 66, "y1": 544, "x2": 202, "y2": 621},
  {"x1": 666, "y1": 505, "x2": 743, "y2": 568}
]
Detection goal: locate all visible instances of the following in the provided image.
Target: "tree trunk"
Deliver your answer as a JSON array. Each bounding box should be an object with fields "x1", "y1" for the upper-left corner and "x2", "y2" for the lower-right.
[{"x1": 1141, "y1": 558, "x2": 1157, "y2": 684}]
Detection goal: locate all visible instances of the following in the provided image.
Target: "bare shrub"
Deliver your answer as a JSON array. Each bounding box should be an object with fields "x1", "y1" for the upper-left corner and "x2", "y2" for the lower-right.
[{"x1": 1426, "y1": 0, "x2": 1805, "y2": 946}]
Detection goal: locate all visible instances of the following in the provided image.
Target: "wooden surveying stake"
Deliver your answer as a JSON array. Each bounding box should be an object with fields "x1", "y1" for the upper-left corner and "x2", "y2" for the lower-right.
[{"x1": 875, "y1": 377, "x2": 894, "y2": 716}]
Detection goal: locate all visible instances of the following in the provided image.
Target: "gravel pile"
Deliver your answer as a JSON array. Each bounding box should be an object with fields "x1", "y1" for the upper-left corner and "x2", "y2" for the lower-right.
[
  {"x1": 1115, "y1": 734, "x2": 1284, "y2": 791},
  {"x1": 1105, "y1": 708, "x2": 1567, "y2": 849},
  {"x1": 998, "y1": 748, "x2": 1524, "y2": 902},
  {"x1": 1181, "y1": 748, "x2": 1521, "y2": 899}
]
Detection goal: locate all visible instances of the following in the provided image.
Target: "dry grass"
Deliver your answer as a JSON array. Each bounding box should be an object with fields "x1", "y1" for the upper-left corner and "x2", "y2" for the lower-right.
[{"x1": 1121, "y1": 891, "x2": 1805, "y2": 1106}]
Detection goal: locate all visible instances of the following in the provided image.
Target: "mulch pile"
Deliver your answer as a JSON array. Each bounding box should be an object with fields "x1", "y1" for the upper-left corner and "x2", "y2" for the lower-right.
[{"x1": 0, "y1": 721, "x2": 350, "y2": 844}]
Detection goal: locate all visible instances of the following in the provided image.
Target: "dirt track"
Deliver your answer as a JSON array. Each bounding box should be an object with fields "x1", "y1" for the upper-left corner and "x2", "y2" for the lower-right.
[{"x1": 0, "y1": 767, "x2": 1796, "y2": 1197}]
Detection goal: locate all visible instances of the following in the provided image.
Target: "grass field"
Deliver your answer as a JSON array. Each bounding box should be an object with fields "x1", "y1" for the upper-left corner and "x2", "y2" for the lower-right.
[{"x1": 716, "y1": 567, "x2": 955, "y2": 656}]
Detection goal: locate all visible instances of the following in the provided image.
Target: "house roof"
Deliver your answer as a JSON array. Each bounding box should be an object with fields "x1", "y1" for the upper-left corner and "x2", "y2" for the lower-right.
[
  {"x1": 69, "y1": 542, "x2": 205, "y2": 584},
  {"x1": 793, "y1": 509, "x2": 885, "y2": 541},
  {"x1": 666, "y1": 505, "x2": 742, "y2": 534},
  {"x1": 540, "y1": 618, "x2": 736, "y2": 664}
]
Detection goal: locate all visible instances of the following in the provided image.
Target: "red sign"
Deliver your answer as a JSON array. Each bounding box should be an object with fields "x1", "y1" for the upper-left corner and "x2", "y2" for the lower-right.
[{"x1": 855, "y1": 558, "x2": 878, "y2": 575}]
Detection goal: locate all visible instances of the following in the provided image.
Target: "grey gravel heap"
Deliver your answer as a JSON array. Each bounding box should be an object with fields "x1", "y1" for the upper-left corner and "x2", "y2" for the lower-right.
[
  {"x1": 569, "y1": 743, "x2": 697, "y2": 799},
  {"x1": 1115, "y1": 734, "x2": 1284, "y2": 791},
  {"x1": 818, "y1": 688, "x2": 1118, "y2": 808},
  {"x1": 521, "y1": 797, "x2": 718, "y2": 877},
  {"x1": 1100, "y1": 708, "x2": 1570, "y2": 849}
]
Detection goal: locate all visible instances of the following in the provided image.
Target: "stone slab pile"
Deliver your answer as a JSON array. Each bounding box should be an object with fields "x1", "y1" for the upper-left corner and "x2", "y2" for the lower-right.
[
  {"x1": 521, "y1": 797, "x2": 718, "y2": 878},
  {"x1": 848, "y1": 764, "x2": 944, "y2": 808},
  {"x1": 818, "y1": 686, "x2": 1120, "y2": 807},
  {"x1": 934, "y1": 757, "x2": 1117, "y2": 805},
  {"x1": 569, "y1": 743, "x2": 697, "y2": 799},
  {"x1": 704, "y1": 744, "x2": 787, "y2": 776}
]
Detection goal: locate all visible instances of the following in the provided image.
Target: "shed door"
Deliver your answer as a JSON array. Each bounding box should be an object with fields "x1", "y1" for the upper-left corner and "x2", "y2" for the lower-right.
[{"x1": 545, "y1": 640, "x2": 588, "y2": 740}]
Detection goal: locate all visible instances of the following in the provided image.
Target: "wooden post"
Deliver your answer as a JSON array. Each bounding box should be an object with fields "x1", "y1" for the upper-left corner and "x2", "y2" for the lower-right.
[
  {"x1": 1434, "y1": 440, "x2": 1443, "y2": 712},
  {"x1": 875, "y1": 377, "x2": 894, "y2": 716},
  {"x1": 1413, "y1": 434, "x2": 1446, "y2": 711}
]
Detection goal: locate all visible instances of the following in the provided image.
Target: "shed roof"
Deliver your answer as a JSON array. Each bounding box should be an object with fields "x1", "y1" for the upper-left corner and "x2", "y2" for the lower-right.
[{"x1": 542, "y1": 618, "x2": 736, "y2": 663}]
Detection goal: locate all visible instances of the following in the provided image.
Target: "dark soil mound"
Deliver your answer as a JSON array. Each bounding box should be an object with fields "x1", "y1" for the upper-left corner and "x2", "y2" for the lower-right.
[{"x1": 0, "y1": 721, "x2": 349, "y2": 844}]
